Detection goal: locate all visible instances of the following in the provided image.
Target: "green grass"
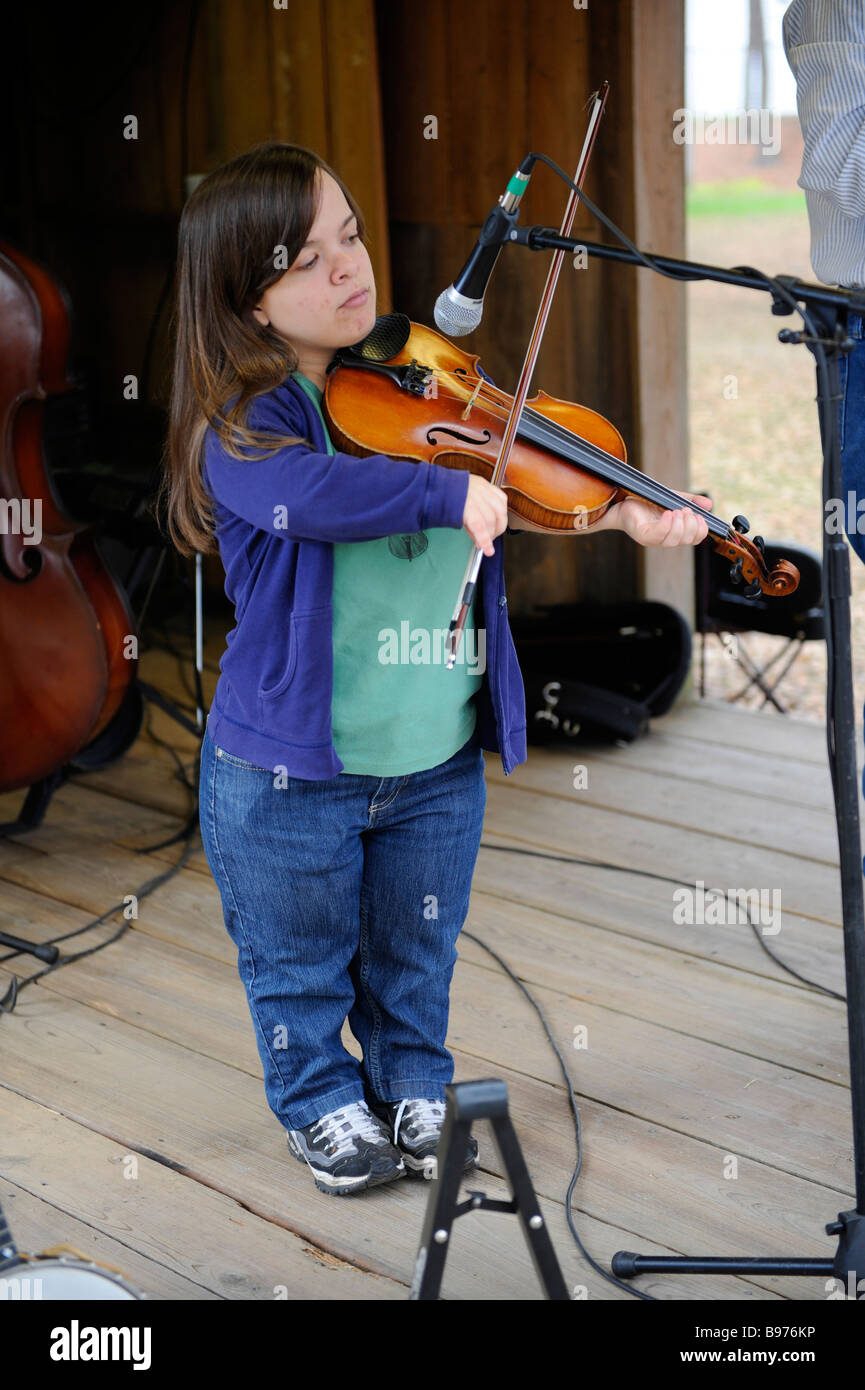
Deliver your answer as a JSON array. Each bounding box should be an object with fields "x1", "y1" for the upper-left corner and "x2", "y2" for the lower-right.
[{"x1": 687, "y1": 178, "x2": 807, "y2": 218}]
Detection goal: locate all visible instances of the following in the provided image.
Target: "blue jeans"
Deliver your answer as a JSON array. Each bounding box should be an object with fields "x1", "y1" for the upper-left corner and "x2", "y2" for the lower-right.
[
  {"x1": 198, "y1": 724, "x2": 487, "y2": 1130},
  {"x1": 837, "y1": 310, "x2": 865, "y2": 863},
  {"x1": 838, "y1": 311, "x2": 865, "y2": 569}
]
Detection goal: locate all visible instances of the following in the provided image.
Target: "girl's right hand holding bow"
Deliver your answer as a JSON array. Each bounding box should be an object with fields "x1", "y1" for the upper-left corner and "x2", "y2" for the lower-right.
[{"x1": 462, "y1": 474, "x2": 509, "y2": 557}]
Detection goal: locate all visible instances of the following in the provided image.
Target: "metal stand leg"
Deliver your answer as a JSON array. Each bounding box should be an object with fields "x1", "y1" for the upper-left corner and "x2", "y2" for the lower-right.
[{"x1": 410, "y1": 1079, "x2": 570, "y2": 1300}]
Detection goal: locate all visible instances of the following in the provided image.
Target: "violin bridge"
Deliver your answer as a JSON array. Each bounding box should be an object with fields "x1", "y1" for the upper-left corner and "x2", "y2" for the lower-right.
[{"x1": 461, "y1": 377, "x2": 484, "y2": 421}]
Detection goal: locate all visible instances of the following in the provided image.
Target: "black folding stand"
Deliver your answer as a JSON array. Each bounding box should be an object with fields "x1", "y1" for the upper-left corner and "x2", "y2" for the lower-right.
[
  {"x1": 511, "y1": 225, "x2": 865, "y2": 1295},
  {"x1": 410, "y1": 1079, "x2": 570, "y2": 1299}
]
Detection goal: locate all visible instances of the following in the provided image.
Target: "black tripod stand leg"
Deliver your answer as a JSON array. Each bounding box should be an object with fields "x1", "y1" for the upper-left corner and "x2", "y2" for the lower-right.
[
  {"x1": 488, "y1": 1107, "x2": 571, "y2": 1299},
  {"x1": 612, "y1": 1252, "x2": 833, "y2": 1278},
  {"x1": 0, "y1": 767, "x2": 67, "y2": 839},
  {"x1": 411, "y1": 1108, "x2": 475, "y2": 1299},
  {"x1": 410, "y1": 1079, "x2": 570, "y2": 1300}
]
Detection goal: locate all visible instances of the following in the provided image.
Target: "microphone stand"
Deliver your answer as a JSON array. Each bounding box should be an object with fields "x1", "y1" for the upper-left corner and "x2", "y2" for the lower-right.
[{"x1": 511, "y1": 225, "x2": 865, "y2": 1295}]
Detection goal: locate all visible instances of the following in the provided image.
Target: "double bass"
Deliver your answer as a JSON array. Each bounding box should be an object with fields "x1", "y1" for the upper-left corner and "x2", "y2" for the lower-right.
[{"x1": 0, "y1": 240, "x2": 142, "y2": 817}]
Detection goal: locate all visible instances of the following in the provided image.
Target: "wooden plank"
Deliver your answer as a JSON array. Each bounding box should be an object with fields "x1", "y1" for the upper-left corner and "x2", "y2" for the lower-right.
[
  {"x1": 0, "y1": 1090, "x2": 404, "y2": 1300},
  {"x1": 485, "y1": 747, "x2": 840, "y2": 865},
  {"x1": 469, "y1": 835, "x2": 846, "y2": 992},
  {"x1": 2, "y1": 1180, "x2": 214, "y2": 1301},
  {"x1": 1, "y1": 638, "x2": 850, "y2": 1300},
  {"x1": 0, "y1": 837, "x2": 849, "y2": 1174},
  {"x1": 269, "y1": 0, "x2": 329, "y2": 148},
  {"x1": 376, "y1": 0, "x2": 637, "y2": 611},
  {"x1": 372, "y1": 0, "x2": 450, "y2": 224},
  {"x1": 480, "y1": 773, "x2": 843, "y2": 925},
  {"x1": 430, "y1": 1051, "x2": 845, "y2": 1301},
  {"x1": 0, "y1": 771, "x2": 846, "y2": 1066},
  {"x1": 446, "y1": 957, "x2": 852, "y2": 1190},
  {"x1": 564, "y1": 730, "x2": 839, "y2": 810},
  {"x1": 461, "y1": 867, "x2": 845, "y2": 1073},
  {"x1": 653, "y1": 700, "x2": 830, "y2": 763},
  {"x1": 218, "y1": 0, "x2": 277, "y2": 156}
]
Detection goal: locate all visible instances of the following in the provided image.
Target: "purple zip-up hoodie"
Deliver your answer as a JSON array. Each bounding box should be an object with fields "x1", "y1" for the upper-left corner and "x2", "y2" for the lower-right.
[{"x1": 202, "y1": 367, "x2": 528, "y2": 779}]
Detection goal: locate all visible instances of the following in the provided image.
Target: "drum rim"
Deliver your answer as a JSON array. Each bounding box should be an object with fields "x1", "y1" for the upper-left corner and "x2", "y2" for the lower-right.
[{"x1": 0, "y1": 1254, "x2": 145, "y2": 1299}]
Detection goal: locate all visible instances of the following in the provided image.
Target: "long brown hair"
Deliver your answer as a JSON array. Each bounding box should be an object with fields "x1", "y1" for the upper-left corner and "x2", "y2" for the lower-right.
[{"x1": 157, "y1": 141, "x2": 368, "y2": 556}]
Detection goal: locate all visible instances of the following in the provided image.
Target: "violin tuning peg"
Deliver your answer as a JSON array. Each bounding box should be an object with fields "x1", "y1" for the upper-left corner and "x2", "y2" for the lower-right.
[
  {"x1": 753, "y1": 535, "x2": 765, "y2": 554},
  {"x1": 743, "y1": 580, "x2": 762, "y2": 599},
  {"x1": 729, "y1": 559, "x2": 743, "y2": 584},
  {"x1": 732, "y1": 514, "x2": 750, "y2": 535}
]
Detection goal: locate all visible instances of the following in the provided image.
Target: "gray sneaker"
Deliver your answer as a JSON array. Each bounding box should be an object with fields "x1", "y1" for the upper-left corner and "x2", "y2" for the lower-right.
[
  {"x1": 369, "y1": 1097, "x2": 479, "y2": 1178},
  {"x1": 286, "y1": 1100, "x2": 406, "y2": 1195}
]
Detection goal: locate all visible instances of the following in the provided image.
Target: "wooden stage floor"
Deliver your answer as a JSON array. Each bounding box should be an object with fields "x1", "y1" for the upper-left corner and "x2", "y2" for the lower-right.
[{"x1": 0, "y1": 618, "x2": 856, "y2": 1301}]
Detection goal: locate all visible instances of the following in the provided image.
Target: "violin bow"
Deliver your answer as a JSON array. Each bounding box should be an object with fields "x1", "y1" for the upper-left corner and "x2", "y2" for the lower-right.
[{"x1": 445, "y1": 80, "x2": 610, "y2": 669}]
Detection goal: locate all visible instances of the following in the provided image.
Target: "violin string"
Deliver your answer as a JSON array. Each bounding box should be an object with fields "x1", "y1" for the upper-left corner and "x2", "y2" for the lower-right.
[
  {"x1": 526, "y1": 412, "x2": 719, "y2": 521},
  {"x1": 427, "y1": 366, "x2": 731, "y2": 538},
  {"x1": 521, "y1": 407, "x2": 729, "y2": 530},
  {"x1": 428, "y1": 365, "x2": 723, "y2": 524}
]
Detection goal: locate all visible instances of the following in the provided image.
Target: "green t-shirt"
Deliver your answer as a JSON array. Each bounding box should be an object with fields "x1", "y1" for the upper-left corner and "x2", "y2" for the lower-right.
[{"x1": 292, "y1": 372, "x2": 482, "y2": 774}]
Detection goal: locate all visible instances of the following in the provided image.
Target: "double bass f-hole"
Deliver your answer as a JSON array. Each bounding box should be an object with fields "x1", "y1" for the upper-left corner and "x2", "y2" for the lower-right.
[{"x1": 0, "y1": 541, "x2": 42, "y2": 584}]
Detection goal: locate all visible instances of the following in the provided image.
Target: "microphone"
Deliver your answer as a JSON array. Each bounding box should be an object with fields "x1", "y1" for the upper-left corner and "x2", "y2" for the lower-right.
[{"x1": 434, "y1": 156, "x2": 535, "y2": 336}]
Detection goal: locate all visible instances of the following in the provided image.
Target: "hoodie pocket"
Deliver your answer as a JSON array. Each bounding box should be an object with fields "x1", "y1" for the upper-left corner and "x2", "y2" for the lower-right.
[
  {"x1": 259, "y1": 618, "x2": 298, "y2": 700},
  {"x1": 258, "y1": 606, "x2": 331, "y2": 702}
]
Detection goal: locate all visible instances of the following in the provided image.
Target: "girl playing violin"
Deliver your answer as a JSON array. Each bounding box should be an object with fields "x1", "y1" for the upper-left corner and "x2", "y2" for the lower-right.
[{"x1": 160, "y1": 140, "x2": 710, "y2": 1196}]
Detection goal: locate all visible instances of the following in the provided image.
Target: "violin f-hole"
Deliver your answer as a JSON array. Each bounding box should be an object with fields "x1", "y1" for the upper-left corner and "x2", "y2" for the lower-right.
[{"x1": 426, "y1": 425, "x2": 492, "y2": 447}]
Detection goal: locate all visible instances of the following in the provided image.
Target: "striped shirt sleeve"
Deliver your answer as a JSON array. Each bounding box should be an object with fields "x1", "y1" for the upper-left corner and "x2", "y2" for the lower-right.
[{"x1": 783, "y1": 0, "x2": 865, "y2": 285}]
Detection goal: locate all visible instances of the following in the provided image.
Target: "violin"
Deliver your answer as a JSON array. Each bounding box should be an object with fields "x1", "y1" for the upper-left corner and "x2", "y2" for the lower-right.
[
  {"x1": 0, "y1": 240, "x2": 141, "y2": 800},
  {"x1": 323, "y1": 314, "x2": 799, "y2": 599}
]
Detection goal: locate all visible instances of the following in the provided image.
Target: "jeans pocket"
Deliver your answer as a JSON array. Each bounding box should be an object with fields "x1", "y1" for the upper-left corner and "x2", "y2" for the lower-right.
[{"x1": 216, "y1": 746, "x2": 272, "y2": 772}]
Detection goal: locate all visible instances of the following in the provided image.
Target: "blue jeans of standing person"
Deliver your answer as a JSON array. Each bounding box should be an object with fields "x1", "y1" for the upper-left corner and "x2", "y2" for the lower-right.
[
  {"x1": 837, "y1": 308, "x2": 865, "y2": 868},
  {"x1": 838, "y1": 311, "x2": 865, "y2": 570},
  {"x1": 198, "y1": 722, "x2": 487, "y2": 1131}
]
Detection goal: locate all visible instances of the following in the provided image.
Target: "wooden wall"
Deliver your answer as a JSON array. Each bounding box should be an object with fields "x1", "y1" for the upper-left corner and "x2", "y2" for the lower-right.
[{"x1": 3, "y1": 0, "x2": 688, "y2": 617}]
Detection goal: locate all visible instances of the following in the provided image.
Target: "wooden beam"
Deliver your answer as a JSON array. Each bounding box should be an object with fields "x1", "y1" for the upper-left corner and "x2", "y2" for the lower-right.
[{"x1": 630, "y1": 0, "x2": 690, "y2": 620}]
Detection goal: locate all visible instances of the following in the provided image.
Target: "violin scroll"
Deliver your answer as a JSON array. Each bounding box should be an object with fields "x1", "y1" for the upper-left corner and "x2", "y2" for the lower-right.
[{"x1": 716, "y1": 530, "x2": 800, "y2": 598}]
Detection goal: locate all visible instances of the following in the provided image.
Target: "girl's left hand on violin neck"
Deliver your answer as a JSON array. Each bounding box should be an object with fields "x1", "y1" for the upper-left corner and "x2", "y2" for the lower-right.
[
  {"x1": 507, "y1": 490, "x2": 713, "y2": 547},
  {"x1": 600, "y1": 490, "x2": 712, "y2": 547}
]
